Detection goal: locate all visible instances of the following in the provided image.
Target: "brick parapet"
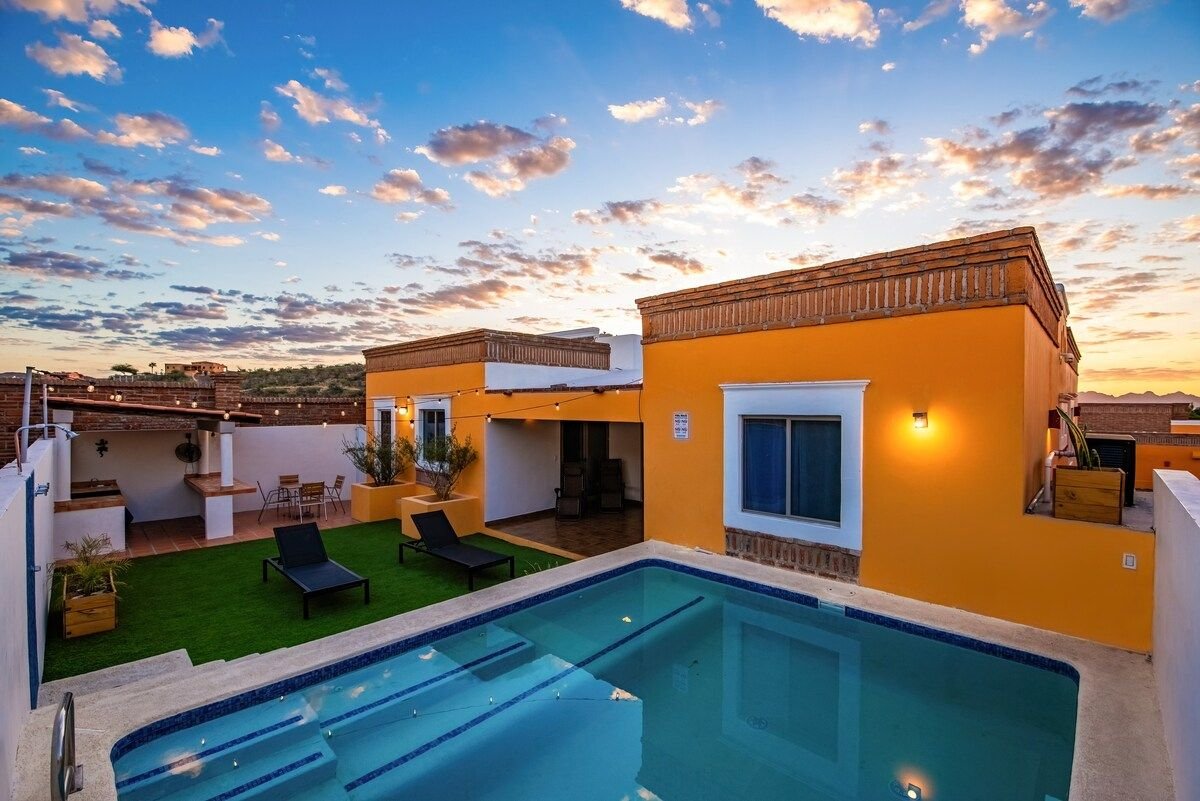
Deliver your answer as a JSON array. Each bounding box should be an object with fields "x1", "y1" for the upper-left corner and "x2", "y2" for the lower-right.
[
  {"x1": 363, "y1": 329, "x2": 610, "y2": 373},
  {"x1": 1079, "y1": 403, "x2": 1193, "y2": 434},
  {"x1": 635, "y1": 228, "x2": 1065, "y2": 346}
]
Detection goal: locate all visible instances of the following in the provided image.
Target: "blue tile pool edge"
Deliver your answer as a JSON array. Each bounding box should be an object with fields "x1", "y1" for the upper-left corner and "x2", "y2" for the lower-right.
[{"x1": 109, "y1": 556, "x2": 1080, "y2": 765}]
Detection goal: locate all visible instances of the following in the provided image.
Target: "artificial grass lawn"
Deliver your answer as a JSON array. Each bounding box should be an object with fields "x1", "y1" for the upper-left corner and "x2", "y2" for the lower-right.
[{"x1": 43, "y1": 521, "x2": 571, "y2": 681}]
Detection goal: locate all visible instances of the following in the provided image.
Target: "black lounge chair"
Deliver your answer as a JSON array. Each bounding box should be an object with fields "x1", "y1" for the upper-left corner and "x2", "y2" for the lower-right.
[
  {"x1": 263, "y1": 523, "x2": 369, "y2": 619},
  {"x1": 401, "y1": 510, "x2": 515, "y2": 591}
]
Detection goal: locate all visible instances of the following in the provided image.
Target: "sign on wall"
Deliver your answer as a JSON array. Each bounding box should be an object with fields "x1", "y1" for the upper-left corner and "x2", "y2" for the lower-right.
[{"x1": 673, "y1": 412, "x2": 690, "y2": 440}]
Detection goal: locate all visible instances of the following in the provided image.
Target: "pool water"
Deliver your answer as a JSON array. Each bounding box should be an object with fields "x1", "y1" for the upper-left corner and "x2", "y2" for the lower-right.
[{"x1": 112, "y1": 564, "x2": 1078, "y2": 801}]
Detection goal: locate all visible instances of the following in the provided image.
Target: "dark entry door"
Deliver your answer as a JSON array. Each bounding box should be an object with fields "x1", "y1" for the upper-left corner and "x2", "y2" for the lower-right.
[{"x1": 560, "y1": 421, "x2": 609, "y2": 505}]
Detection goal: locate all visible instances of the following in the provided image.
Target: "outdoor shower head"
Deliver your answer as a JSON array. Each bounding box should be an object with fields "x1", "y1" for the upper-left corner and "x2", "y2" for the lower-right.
[{"x1": 11, "y1": 423, "x2": 79, "y2": 475}]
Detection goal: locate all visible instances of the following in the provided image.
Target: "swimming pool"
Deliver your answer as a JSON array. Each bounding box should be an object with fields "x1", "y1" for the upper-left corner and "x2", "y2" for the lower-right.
[{"x1": 111, "y1": 560, "x2": 1079, "y2": 801}]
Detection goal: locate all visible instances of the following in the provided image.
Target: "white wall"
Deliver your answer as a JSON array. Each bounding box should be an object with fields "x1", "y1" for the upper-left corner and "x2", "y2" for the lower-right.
[
  {"x1": 484, "y1": 419, "x2": 560, "y2": 522},
  {"x1": 1, "y1": 439, "x2": 56, "y2": 799},
  {"x1": 72, "y1": 430, "x2": 199, "y2": 523},
  {"x1": 230, "y1": 424, "x2": 361, "y2": 513},
  {"x1": 1153, "y1": 469, "x2": 1200, "y2": 801},
  {"x1": 609, "y1": 423, "x2": 643, "y2": 502}
]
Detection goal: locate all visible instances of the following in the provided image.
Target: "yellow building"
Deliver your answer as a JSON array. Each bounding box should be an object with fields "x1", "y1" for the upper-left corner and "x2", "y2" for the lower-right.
[
  {"x1": 635, "y1": 227, "x2": 1153, "y2": 651},
  {"x1": 363, "y1": 328, "x2": 643, "y2": 531},
  {"x1": 364, "y1": 227, "x2": 1154, "y2": 652}
]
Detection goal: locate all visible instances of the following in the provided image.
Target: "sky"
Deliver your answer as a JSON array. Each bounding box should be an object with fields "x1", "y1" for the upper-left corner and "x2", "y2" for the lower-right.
[{"x1": 0, "y1": 0, "x2": 1197, "y2": 394}]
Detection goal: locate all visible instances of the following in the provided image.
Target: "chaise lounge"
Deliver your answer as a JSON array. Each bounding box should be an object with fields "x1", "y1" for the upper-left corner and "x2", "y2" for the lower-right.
[
  {"x1": 401, "y1": 510, "x2": 515, "y2": 591},
  {"x1": 263, "y1": 523, "x2": 370, "y2": 619}
]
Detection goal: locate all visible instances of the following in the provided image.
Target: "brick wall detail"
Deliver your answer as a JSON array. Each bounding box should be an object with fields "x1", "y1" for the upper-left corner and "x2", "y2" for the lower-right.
[
  {"x1": 725, "y1": 526, "x2": 861, "y2": 582},
  {"x1": 363, "y1": 329, "x2": 610, "y2": 373},
  {"x1": 1078, "y1": 403, "x2": 1193, "y2": 434}
]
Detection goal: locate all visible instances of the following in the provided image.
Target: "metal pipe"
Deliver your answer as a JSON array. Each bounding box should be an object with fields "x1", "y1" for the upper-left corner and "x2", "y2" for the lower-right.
[
  {"x1": 11, "y1": 424, "x2": 78, "y2": 476},
  {"x1": 20, "y1": 366, "x2": 32, "y2": 463}
]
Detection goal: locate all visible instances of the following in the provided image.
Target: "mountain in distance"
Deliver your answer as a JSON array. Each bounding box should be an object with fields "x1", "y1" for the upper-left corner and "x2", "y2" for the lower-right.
[{"x1": 1077, "y1": 390, "x2": 1200, "y2": 405}]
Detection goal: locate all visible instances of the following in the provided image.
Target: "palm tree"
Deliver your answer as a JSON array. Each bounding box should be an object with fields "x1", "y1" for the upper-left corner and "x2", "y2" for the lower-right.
[{"x1": 148, "y1": 361, "x2": 157, "y2": 374}]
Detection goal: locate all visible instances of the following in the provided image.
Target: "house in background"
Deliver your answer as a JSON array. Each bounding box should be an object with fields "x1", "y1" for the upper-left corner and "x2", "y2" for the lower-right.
[
  {"x1": 362, "y1": 328, "x2": 643, "y2": 530},
  {"x1": 1078, "y1": 401, "x2": 1200, "y2": 488},
  {"x1": 163, "y1": 360, "x2": 228, "y2": 377}
]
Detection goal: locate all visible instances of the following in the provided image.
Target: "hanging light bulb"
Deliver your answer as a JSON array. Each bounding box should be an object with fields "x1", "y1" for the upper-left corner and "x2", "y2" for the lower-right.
[
  {"x1": 86, "y1": 383, "x2": 95, "y2": 393},
  {"x1": 322, "y1": 420, "x2": 328, "y2": 428},
  {"x1": 175, "y1": 399, "x2": 181, "y2": 406},
  {"x1": 296, "y1": 402, "x2": 302, "y2": 409},
  {"x1": 340, "y1": 410, "x2": 346, "y2": 416},
  {"x1": 191, "y1": 400, "x2": 198, "y2": 408},
  {"x1": 615, "y1": 389, "x2": 621, "y2": 395},
  {"x1": 236, "y1": 402, "x2": 242, "y2": 409},
  {"x1": 114, "y1": 393, "x2": 123, "y2": 402},
  {"x1": 222, "y1": 411, "x2": 230, "y2": 421},
  {"x1": 486, "y1": 414, "x2": 492, "y2": 423},
  {"x1": 274, "y1": 409, "x2": 280, "y2": 416},
  {"x1": 554, "y1": 402, "x2": 560, "y2": 411},
  {"x1": 474, "y1": 389, "x2": 479, "y2": 395}
]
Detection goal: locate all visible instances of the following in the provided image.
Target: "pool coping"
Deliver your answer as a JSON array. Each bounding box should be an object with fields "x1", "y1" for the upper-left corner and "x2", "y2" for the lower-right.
[{"x1": 12, "y1": 540, "x2": 1173, "y2": 800}]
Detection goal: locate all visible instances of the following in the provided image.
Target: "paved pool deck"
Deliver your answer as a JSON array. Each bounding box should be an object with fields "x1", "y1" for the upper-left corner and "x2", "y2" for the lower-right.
[{"x1": 13, "y1": 540, "x2": 1173, "y2": 800}]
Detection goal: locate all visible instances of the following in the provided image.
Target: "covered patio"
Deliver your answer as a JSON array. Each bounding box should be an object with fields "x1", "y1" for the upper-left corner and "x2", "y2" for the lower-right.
[
  {"x1": 125, "y1": 505, "x2": 357, "y2": 557},
  {"x1": 495, "y1": 505, "x2": 643, "y2": 557}
]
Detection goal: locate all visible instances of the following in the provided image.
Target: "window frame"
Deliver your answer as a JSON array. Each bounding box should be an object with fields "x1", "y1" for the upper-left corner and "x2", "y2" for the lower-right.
[{"x1": 741, "y1": 414, "x2": 842, "y2": 526}]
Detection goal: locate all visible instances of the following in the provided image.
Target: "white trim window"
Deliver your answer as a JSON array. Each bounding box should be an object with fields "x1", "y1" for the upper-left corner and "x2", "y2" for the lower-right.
[
  {"x1": 722, "y1": 381, "x2": 868, "y2": 551},
  {"x1": 411, "y1": 397, "x2": 451, "y2": 469},
  {"x1": 371, "y1": 397, "x2": 395, "y2": 445}
]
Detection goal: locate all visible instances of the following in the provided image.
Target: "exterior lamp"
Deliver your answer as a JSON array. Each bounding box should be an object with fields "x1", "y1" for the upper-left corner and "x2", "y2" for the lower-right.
[
  {"x1": 890, "y1": 781, "x2": 922, "y2": 800},
  {"x1": 398, "y1": 405, "x2": 407, "y2": 416},
  {"x1": 912, "y1": 412, "x2": 928, "y2": 430},
  {"x1": 47, "y1": 385, "x2": 55, "y2": 393},
  {"x1": 615, "y1": 389, "x2": 621, "y2": 395}
]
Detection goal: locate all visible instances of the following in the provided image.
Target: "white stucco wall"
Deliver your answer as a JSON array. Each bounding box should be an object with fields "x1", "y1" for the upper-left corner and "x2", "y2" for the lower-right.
[
  {"x1": 1152, "y1": 469, "x2": 1200, "y2": 801},
  {"x1": 72, "y1": 430, "x2": 199, "y2": 523},
  {"x1": 55, "y1": 505, "x2": 127, "y2": 560},
  {"x1": 609, "y1": 423, "x2": 643, "y2": 502},
  {"x1": 1, "y1": 439, "x2": 56, "y2": 799},
  {"x1": 484, "y1": 419, "x2": 560, "y2": 522},
  {"x1": 230, "y1": 424, "x2": 362, "y2": 513}
]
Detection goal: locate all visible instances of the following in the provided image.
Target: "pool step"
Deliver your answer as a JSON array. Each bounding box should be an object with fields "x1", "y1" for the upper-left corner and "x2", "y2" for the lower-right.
[
  {"x1": 157, "y1": 738, "x2": 340, "y2": 801},
  {"x1": 115, "y1": 697, "x2": 322, "y2": 801},
  {"x1": 38, "y1": 650, "x2": 193, "y2": 707}
]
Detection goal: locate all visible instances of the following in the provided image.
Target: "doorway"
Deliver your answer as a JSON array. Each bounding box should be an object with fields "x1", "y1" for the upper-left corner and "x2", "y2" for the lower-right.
[{"x1": 561, "y1": 421, "x2": 609, "y2": 507}]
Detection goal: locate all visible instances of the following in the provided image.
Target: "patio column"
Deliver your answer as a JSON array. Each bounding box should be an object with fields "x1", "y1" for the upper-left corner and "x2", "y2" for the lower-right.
[
  {"x1": 197, "y1": 428, "x2": 212, "y2": 475},
  {"x1": 220, "y1": 426, "x2": 233, "y2": 487},
  {"x1": 51, "y1": 409, "x2": 73, "y2": 502}
]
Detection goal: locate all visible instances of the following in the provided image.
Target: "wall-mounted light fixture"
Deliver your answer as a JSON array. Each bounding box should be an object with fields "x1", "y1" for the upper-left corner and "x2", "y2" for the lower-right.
[
  {"x1": 890, "y1": 781, "x2": 922, "y2": 800},
  {"x1": 912, "y1": 412, "x2": 929, "y2": 430}
]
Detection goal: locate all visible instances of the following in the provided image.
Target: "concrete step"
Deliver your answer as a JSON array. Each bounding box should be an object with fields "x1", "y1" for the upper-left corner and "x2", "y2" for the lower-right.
[{"x1": 38, "y1": 649, "x2": 193, "y2": 708}]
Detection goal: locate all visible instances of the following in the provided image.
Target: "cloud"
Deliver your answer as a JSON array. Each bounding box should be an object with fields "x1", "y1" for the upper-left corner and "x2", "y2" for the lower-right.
[
  {"x1": 681, "y1": 99, "x2": 722, "y2": 126},
  {"x1": 94, "y1": 111, "x2": 188, "y2": 148},
  {"x1": 274, "y1": 79, "x2": 389, "y2": 143},
  {"x1": 370, "y1": 169, "x2": 452, "y2": 207},
  {"x1": 881, "y1": 61, "x2": 896, "y2": 71},
  {"x1": 261, "y1": 138, "x2": 303, "y2": 163},
  {"x1": 259, "y1": 102, "x2": 281, "y2": 131},
  {"x1": 0, "y1": 172, "x2": 107, "y2": 199},
  {"x1": 1097, "y1": 183, "x2": 1195, "y2": 200},
  {"x1": 464, "y1": 136, "x2": 576, "y2": 197},
  {"x1": 698, "y1": 2, "x2": 721, "y2": 26},
  {"x1": 5, "y1": 0, "x2": 151, "y2": 23},
  {"x1": 827, "y1": 152, "x2": 925, "y2": 207},
  {"x1": 754, "y1": 0, "x2": 880, "y2": 46},
  {"x1": 2, "y1": 248, "x2": 107, "y2": 279},
  {"x1": 398, "y1": 278, "x2": 522, "y2": 314},
  {"x1": 81, "y1": 157, "x2": 124, "y2": 176},
  {"x1": 311, "y1": 67, "x2": 347, "y2": 91},
  {"x1": 188, "y1": 144, "x2": 221, "y2": 156},
  {"x1": 1069, "y1": 0, "x2": 1138, "y2": 22},
  {"x1": 619, "y1": 0, "x2": 692, "y2": 29},
  {"x1": 42, "y1": 88, "x2": 89, "y2": 112},
  {"x1": 1067, "y1": 76, "x2": 1155, "y2": 98},
  {"x1": 147, "y1": 17, "x2": 224, "y2": 57},
  {"x1": 415, "y1": 121, "x2": 536, "y2": 164},
  {"x1": 395, "y1": 211, "x2": 423, "y2": 223},
  {"x1": 88, "y1": 18, "x2": 121, "y2": 38},
  {"x1": 961, "y1": 0, "x2": 1052, "y2": 55},
  {"x1": 26, "y1": 32, "x2": 122, "y2": 82},
  {"x1": 858, "y1": 118, "x2": 892, "y2": 135},
  {"x1": 639, "y1": 246, "x2": 708, "y2": 274},
  {"x1": 18, "y1": 147, "x2": 47, "y2": 155},
  {"x1": 573, "y1": 199, "x2": 667, "y2": 226},
  {"x1": 608, "y1": 97, "x2": 670, "y2": 123},
  {"x1": 902, "y1": 0, "x2": 955, "y2": 31},
  {"x1": 318, "y1": 184, "x2": 347, "y2": 196}
]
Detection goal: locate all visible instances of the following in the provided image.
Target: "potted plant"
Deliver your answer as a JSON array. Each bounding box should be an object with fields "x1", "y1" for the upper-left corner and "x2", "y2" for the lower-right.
[
  {"x1": 60, "y1": 534, "x2": 128, "y2": 638},
  {"x1": 343, "y1": 434, "x2": 420, "y2": 522},
  {"x1": 1053, "y1": 409, "x2": 1125, "y2": 525},
  {"x1": 398, "y1": 428, "x2": 482, "y2": 536}
]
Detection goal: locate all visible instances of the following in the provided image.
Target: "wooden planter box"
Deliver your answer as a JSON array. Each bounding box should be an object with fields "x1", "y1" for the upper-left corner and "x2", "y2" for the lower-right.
[
  {"x1": 350, "y1": 481, "x2": 423, "y2": 523},
  {"x1": 1054, "y1": 466, "x2": 1125, "y2": 525},
  {"x1": 63, "y1": 571, "x2": 116, "y2": 639}
]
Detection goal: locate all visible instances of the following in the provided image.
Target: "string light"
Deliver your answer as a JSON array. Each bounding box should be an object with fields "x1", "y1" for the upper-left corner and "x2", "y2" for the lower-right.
[
  {"x1": 114, "y1": 393, "x2": 123, "y2": 402},
  {"x1": 222, "y1": 411, "x2": 230, "y2": 421},
  {"x1": 191, "y1": 400, "x2": 198, "y2": 409},
  {"x1": 86, "y1": 383, "x2": 95, "y2": 393},
  {"x1": 486, "y1": 414, "x2": 492, "y2": 423},
  {"x1": 175, "y1": 399, "x2": 181, "y2": 406},
  {"x1": 340, "y1": 410, "x2": 346, "y2": 416},
  {"x1": 322, "y1": 420, "x2": 328, "y2": 428},
  {"x1": 274, "y1": 409, "x2": 280, "y2": 416},
  {"x1": 554, "y1": 402, "x2": 560, "y2": 411}
]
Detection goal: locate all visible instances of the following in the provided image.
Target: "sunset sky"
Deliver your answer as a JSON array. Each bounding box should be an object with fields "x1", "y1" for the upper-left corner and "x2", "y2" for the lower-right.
[{"x1": 1, "y1": 0, "x2": 1197, "y2": 393}]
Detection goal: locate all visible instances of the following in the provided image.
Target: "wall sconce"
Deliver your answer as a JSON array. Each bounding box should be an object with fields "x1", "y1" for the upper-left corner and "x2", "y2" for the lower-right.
[
  {"x1": 912, "y1": 412, "x2": 929, "y2": 430},
  {"x1": 95, "y1": 438, "x2": 109, "y2": 458},
  {"x1": 398, "y1": 405, "x2": 407, "y2": 416},
  {"x1": 890, "y1": 781, "x2": 922, "y2": 800}
]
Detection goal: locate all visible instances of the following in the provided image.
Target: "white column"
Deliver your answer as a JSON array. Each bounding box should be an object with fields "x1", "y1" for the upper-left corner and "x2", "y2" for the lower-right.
[
  {"x1": 197, "y1": 429, "x2": 212, "y2": 474},
  {"x1": 220, "y1": 431, "x2": 233, "y2": 487},
  {"x1": 51, "y1": 409, "x2": 73, "y2": 502}
]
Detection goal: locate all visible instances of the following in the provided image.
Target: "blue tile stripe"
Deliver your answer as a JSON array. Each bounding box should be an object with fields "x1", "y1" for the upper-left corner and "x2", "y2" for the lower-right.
[
  {"x1": 201, "y1": 751, "x2": 322, "y2": 801},
  {"x1": 115, "y1": 715, "x2": 305, "y2": 789},
  {"x1": 342, "y1": 594, "x2": 705, "y2": 793},
  {"x1": 111, "y1": 556, "x2": 1079, "y2": 765},
  {"x1": 319, "y1": 640, "x2": 527, "y2": 727}
]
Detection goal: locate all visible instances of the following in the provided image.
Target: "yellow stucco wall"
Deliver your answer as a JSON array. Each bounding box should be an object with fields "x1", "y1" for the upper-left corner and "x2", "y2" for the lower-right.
[
  {"x1": 365, "y1": 362, "x2": 641, "y2": 517},
  {"x1": 641, "y1": 304, "x2": 1154, "y2": 651},
  {"x1": 1135, "y1": 443, "x2": 1200, "y2": 490}
]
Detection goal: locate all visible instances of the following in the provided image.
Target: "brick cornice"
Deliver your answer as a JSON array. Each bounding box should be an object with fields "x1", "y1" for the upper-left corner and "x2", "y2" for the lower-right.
[
  {"x1": 635, "y1": 228, "x2": 1066, "y2": 345},
  {"x1": 363, "y1": 329, "x2": 610, "y2": 373}
]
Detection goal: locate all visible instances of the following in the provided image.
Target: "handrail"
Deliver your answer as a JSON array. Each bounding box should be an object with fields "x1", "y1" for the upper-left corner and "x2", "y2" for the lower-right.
[{"x1": 50, "y1": 692, "x2": 83, "y2": 801}]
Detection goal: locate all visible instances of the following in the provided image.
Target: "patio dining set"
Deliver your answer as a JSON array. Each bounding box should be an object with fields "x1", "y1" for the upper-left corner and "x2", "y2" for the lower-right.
[{"x1": 256, "y1": 474, "x2": 346, "y2": 522}]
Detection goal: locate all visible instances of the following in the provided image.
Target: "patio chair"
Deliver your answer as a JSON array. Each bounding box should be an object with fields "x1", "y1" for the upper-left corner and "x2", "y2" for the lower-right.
[
  {"x1": 555, "y1": 462, "x2": 586, "y2": 519},
  {"x1": 599, "y1": 458, "x2": 625, "y2": 512},
  {"x1": 296, "y1": 481, "x2": 327, "y2": 521},
  {"x1": 325, "y1": 475, "x2": 346, "y2": 513},
  {"x1": 256, "y1": 480, "x2": 292, "y2": 523},
  {"x1": 401, "y1": 510, "x2": 515, "y2": 591},
  {"x1": 263, "y1": 523, "x2": 369, "y2": 619},
  {"x1": 278, "y1": 474, "x2": 300, "y2": 502}
]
